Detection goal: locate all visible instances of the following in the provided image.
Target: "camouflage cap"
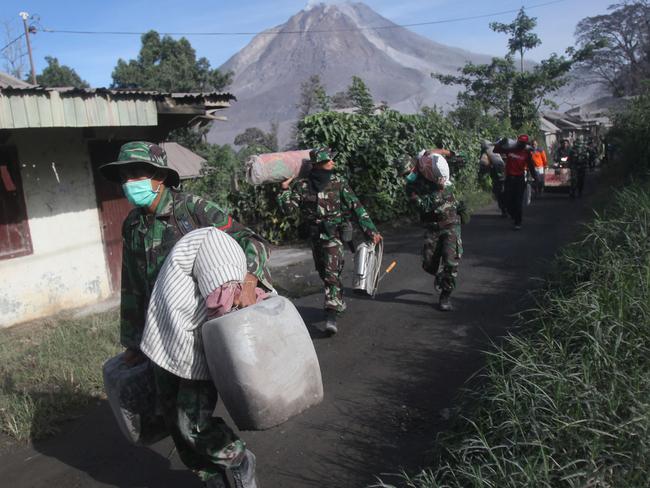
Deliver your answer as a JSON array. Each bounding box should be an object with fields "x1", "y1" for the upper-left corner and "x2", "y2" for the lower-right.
[
  {"x1": 99, "y1": 141, "x2": 180, "y2": 187},
  {"x1": 310, "y1": 147, "x2": 336, "y2": 164}
]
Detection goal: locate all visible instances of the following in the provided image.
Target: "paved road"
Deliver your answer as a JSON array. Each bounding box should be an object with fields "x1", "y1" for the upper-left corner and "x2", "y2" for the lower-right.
[{"x1": 0, "y1": 186, "x2": 597, "y2": 488}]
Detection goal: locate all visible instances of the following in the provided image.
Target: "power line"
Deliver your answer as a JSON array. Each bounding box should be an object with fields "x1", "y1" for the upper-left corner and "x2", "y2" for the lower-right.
[
  {"x1": 41, "y1": 0, "x2": 567, "y2": 37},
  {"x1": 0, "y1": 32, "x2": 25, "y2": 52}
]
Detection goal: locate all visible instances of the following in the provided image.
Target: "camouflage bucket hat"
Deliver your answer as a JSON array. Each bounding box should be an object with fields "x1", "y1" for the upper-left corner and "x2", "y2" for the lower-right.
[
  {"x1": 310, "y1": 147, "x2": 336, "y2": 164},
  {"x1": 99, "y1": 141, "x2": 180, "y2": 187}
]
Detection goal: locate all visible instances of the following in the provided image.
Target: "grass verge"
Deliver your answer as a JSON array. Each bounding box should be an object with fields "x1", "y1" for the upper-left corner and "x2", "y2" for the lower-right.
[
  {"x1": 0, "y1": 310, "x2": 120, "y2": 442},
  {"x1": 376, "y1": 180, "x2": 650, "y2": 487}
]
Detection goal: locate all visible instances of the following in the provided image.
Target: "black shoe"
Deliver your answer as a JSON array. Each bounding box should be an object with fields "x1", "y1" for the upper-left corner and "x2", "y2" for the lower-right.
[
  {"x1": 324, "y1": 310, "x2": 338, "y2": 335},
  {"x1": 439, "y1": 291, "x2": 453, "y2": 311}
]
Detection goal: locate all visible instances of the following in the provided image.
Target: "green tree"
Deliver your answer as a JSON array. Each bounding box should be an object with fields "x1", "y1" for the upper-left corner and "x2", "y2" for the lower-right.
[
  {"x1": 346, "y1": 76, "x2": 374, "y2": 115},
  {"x1": 296, "y1": 75, "x2": 329, "y2": 118},
  {"x1": 111, "y1": 30, "x2": 232, "y2": 92},
  {"x1": 234, "y1": 124, "x2": 278, "y2": 152},
  {"x1": 575, "y1": 1, "x2": 650, "y2": 96},
  {"x1": 490, "y1": 7, "x2": 541, "y2": 73},
  {"x1": 35, "y1": 56, "x2": 89, "y2": 88},
  {"x1": 435, "y1": 9, "x2": 594, "y2": 131}
]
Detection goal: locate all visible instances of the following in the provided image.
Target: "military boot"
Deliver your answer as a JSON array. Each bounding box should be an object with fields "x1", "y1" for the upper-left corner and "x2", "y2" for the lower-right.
[
  {"x1": 230, "y1": 449, "x2": 259, "y2": 488},
  {"x1": 204, "y1": 472, "x2": 229, "y2": 488},
  {"x1": 324, "y1": 310, "x2": 338, "y2": 335},
  {"x1": 439, "y1": 291, "x2": 453, "y2": 312}
]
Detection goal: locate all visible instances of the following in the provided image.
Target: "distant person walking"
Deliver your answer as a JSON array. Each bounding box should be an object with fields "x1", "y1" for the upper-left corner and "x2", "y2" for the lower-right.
[
  {"x1": 531, "y1": 139, "x2": 547, "y2": 196},
  {"x1": 569, "y1": 137, "x2": 589, "y2": 199},
  {"x1": 494, "y1": 135, "x2": 537, "y2": 230}
]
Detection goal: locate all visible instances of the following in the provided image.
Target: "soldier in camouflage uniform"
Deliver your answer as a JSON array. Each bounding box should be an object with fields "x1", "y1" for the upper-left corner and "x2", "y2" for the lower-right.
[
  {"x1": 277, "y1": 147, "x2": 382, "y2": 334},
  {"x1": 569, "y1": 137, "x2": 589, "y2": 199},
  {"x1": 100, "y1": 141, "x2": 270, "y2": 488},
  {"x1": 406, "y1": 149, "x2": 463, "y2": 311}
]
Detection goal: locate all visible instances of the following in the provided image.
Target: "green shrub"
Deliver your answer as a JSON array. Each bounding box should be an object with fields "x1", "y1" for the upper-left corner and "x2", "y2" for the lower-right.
[{"x1": 298, "y1": 109, "x2": 483, "y2": 222}]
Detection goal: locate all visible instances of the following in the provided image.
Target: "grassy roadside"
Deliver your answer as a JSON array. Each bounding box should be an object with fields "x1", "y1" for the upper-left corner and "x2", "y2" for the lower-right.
[
  {"x1": 376, "y1": 178, "x2": 650, "y2": 487},
  {"x1": 0, "y1": 311, "x2": 120, "y2": 442}
]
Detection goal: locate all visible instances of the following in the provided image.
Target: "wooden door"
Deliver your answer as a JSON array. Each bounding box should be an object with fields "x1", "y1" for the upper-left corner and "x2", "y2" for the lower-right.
[{"x1": 89, "y1": 141, "x2": 132, "y2": 293}]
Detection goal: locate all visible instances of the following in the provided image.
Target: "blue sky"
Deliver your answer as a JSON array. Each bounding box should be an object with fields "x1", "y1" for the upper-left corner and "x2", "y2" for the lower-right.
[{"x1": 1, "y1": 0, "x2": 614, "y2": 87}]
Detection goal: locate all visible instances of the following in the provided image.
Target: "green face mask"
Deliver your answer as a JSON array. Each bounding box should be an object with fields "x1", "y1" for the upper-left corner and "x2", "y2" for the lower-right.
[{"x1": 122, "y1": 179, "x2": 160, "y2": 207}]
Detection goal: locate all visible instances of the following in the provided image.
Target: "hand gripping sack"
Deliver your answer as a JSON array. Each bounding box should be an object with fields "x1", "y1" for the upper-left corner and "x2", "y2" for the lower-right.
[
  {"x1": 102, "y1": 354, "x2": 168, "y2": 445},
  {"x1": 202, "y1": 296, "x2": 323, "y2": 430},
  {"x1": 245, "y1": 150, "x2": 312, "y2": 185}
]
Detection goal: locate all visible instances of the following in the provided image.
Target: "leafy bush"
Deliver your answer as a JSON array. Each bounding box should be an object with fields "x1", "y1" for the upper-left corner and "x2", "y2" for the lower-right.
[
  {"x1": 610, "y1": 82, "x2": 650, "y2": 175},
  {"x1": 298, "y1": 109, "x2": 483, "y2": 221}
]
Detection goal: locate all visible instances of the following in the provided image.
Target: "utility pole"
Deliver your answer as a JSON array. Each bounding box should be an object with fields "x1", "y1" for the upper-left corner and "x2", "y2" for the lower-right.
[{"x1": 19, "y1": 11, "x2": 36, "y2": 85}]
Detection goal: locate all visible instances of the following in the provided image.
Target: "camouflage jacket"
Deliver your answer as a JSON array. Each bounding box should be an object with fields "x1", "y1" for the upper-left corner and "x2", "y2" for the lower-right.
[
  {"x1": 120, "y1": 188, "x2": 272, "y2": 349},
  {"x1": 277, "y1": 174, "x2": 378, "y2": 241},
  {"x1": 405, "y1": 173, "x2": 459, "y2": 228},
  {"x1": 569, "y1": 145, "x2": 590, "y2": 170}
]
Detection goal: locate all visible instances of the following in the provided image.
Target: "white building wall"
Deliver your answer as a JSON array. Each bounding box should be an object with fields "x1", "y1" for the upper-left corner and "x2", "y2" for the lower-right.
[{"x1": 0, "y1": 129, "x2": 112, "y2": 328}]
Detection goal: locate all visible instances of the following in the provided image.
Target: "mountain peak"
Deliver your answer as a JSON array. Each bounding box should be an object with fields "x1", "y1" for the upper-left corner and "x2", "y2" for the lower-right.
[{"x1": 210, "y1": 3, "x2": 493, "y2": 146}]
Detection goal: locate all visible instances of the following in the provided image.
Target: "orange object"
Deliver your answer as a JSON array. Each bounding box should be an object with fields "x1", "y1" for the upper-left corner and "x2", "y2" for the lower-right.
[
  {"x1": 385, "y1": 261, "x2": 397, "y2": 273},
  {"x1": 532, "y1": 149, "x2": 548, "y2": 168}
]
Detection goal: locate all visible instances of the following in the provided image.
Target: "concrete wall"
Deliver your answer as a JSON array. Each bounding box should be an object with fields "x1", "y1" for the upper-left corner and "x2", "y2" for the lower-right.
[{"x1": 0, "y1": 129, "x2": 112, "y2": 328}]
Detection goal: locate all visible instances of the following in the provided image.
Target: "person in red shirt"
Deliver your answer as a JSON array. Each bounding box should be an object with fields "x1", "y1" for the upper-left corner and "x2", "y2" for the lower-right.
[{"x1": 494, "y1": 134, "x2": 537, "y2": 230}]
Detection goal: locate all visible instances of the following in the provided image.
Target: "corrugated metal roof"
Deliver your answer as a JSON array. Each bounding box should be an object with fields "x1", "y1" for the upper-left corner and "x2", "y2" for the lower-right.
[
  {"x1": 0, "y1": 72, "x2": 33, "y2": 89},
  {"x1": 160, "y1": 142, "x2": 206, "y2": 179},
  {"x1": 0, "y1": 85, "x2": 235, "y2": 130}
]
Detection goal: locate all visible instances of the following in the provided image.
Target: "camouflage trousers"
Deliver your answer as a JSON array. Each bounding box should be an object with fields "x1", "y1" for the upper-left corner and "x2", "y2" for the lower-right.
[
  {"x1": 311, "y1": 237, "x2": 346, "y2": 313},
  {"x1": 152, "y1": 364, "x2": 245, "y2": 482},
  {"x1": 570, "y1": 168, "x2": 586, "y2": 197},
  {"x1": 422, "y1": 224, "x2": 463, "y2": 293}
]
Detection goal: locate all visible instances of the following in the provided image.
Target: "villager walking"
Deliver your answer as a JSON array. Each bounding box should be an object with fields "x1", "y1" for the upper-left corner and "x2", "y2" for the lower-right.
[
  {"x1": 406, "y1": 149, "x2": 464, "y2": 311},
  {"x1": 531, "y1": 139, "x2": 547, "y2": 196},
  {"x1": 100, "y1": 141, "x2": 271, "y2": 488},
  {"x1": 277, "y1": 147, "x2": 382, "y2": 334},
  {"x1": 494, "y1": 135, "x2": 538, "y2": 230}
]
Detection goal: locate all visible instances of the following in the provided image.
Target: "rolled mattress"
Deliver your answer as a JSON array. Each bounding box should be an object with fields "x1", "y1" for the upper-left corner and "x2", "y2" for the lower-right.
[{"x1": 245, "y1": 150, "x2": 312, "y2": 185}]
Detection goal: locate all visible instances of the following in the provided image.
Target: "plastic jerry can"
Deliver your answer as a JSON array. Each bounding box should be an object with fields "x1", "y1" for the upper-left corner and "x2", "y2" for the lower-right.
[
  {"x1": 102, "y1": 353, "x2": 168, "y2": 445},
  {"x1": 202, "y1": 296, "x2": 323, "y2": 430}
]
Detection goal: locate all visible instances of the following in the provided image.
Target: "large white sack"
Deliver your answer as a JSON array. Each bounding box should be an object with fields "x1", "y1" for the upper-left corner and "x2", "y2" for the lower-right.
[
  {"x1": 102, "y1": 353, "x2": 168, "y2": 445},
  {"x1": 245, "y1": 150, "x2": 312, "y2": 185},
  {"x1": 202, "y1": 295, "x2": 323, "y2": 430}
]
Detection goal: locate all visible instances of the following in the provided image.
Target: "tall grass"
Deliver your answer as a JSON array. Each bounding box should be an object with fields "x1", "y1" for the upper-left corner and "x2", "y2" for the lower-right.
[
  {"x1": 377, "y1": 182, "x2": 650, "y2": 488},
  {"x1": 0, "y1": 311, "x2": 120, "y2": 442}
]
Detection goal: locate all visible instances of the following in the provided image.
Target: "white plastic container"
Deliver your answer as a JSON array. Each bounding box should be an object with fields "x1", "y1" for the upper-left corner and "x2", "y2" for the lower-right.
[
  {"x1": 201, "y1": 296, "x2": 323, "y2": 430},
  {"x1": 102, "y1": 353, "x2": 168, "y2": 445}
]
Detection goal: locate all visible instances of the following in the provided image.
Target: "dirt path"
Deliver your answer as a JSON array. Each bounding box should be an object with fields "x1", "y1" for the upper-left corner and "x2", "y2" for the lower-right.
[{"x1": 0, "y1": 185, "x2": 597, "y2": 488}]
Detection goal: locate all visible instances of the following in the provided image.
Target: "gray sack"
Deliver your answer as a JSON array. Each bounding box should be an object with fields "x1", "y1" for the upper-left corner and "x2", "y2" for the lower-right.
[{"x1": 102, "y1": 353, "x2": 168, "y2": 445}]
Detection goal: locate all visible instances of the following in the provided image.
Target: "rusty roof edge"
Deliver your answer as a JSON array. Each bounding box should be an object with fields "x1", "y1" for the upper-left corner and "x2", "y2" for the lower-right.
[{"x1": 0, "y1": 86, "x2": 236, "y2": 103}]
